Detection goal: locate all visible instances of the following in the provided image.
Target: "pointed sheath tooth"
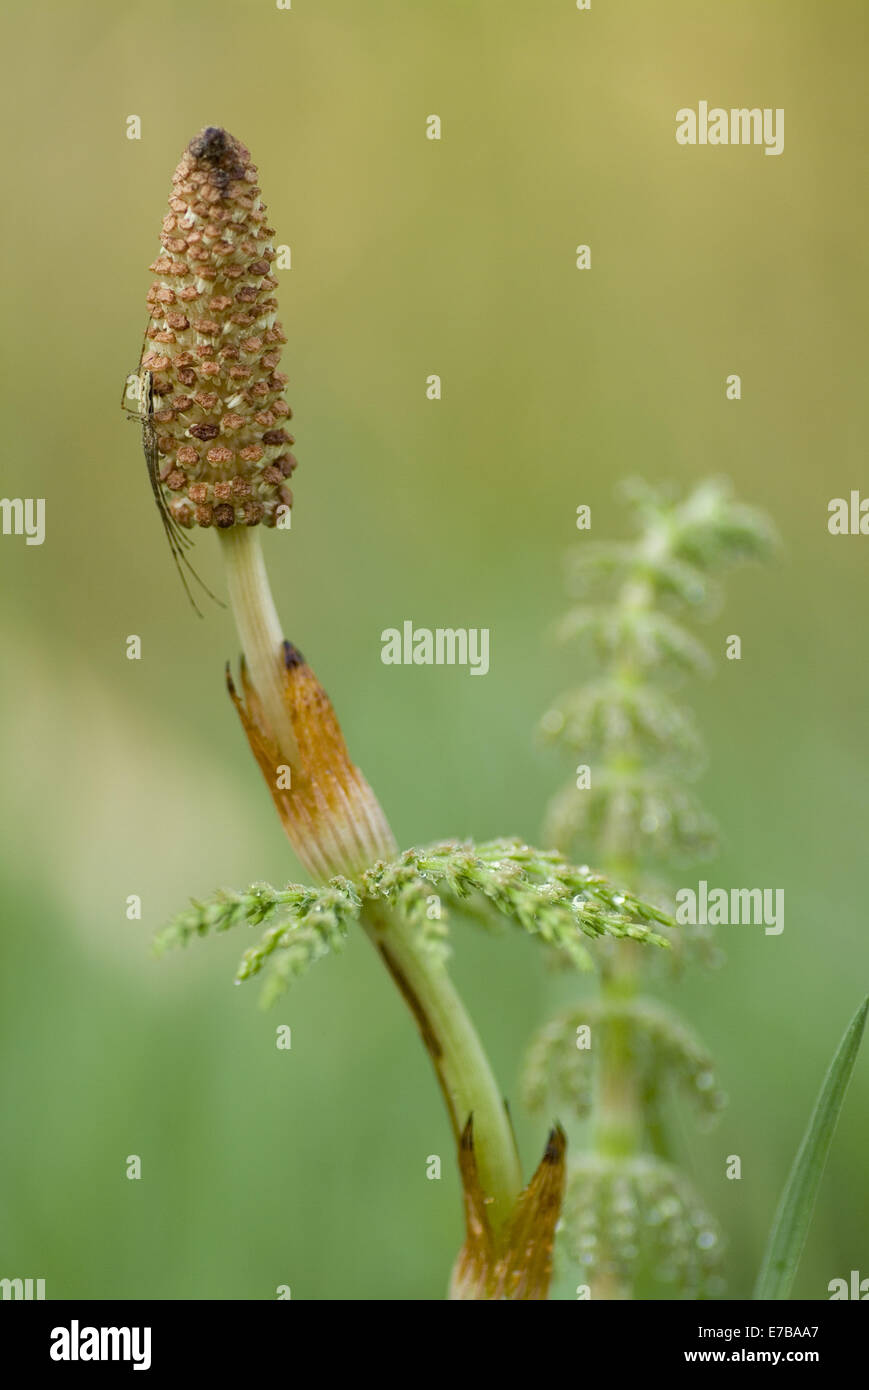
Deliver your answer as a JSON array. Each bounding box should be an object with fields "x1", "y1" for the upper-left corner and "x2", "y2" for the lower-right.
[
  {"x1": 141, "y1": 128, "x2": 295, "y2": 531},
  {"x1": 449, "y1": 1120, "x2": 567, "y2": 1300}
]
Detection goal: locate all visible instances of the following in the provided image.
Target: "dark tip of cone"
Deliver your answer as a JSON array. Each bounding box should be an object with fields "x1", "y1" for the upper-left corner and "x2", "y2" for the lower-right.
[
  {"x1": 283, "y1": 640, "x2": 304, "y2": 669},
  {"x1": 189, "y1": 127, "x2": 228, "y2": 161}
]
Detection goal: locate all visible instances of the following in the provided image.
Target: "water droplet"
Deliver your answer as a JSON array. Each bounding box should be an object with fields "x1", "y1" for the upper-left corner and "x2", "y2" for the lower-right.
[
  {"x1": 657, "y1": 1197, "x2": 681, "y2": 1220},
  {"x1": 697, "y1": 1230, "x2": 718, "y2": 1250}
]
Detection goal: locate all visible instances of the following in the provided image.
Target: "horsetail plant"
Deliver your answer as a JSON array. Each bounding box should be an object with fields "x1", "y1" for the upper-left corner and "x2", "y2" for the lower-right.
[
  {"x1": 132, "y1": 127, "x2": 672, "y2": 1300},
  {"x1": 523, "y1": 479, "x2": 777, "y2": 1298}
]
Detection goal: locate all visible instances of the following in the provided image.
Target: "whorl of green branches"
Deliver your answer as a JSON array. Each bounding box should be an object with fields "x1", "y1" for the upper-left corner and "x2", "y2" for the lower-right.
[
  {"x1": 521, "y1": 996, "x2": 726, "y2": 1124},
  {"x1": 154, "y1": 838, "x2": 672, "y2": 1006},
  {"x1": 561, "y1": 1154, "x2": 724, "y2": 1300},
  {"x1": 541, "y1": 479, "x2": 777, "y2": 874}
]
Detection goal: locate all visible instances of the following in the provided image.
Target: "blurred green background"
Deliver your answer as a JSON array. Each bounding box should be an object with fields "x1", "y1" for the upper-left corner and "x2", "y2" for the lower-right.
[{"x1": 0, "y1": 0, "x2": 866, "y2": 1300}]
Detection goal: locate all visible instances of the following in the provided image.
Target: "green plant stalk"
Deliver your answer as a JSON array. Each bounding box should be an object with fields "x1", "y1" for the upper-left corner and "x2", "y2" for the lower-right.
[
  {"x1": 217, "y1": 525, "x2": 523, "y2": 1238},
  {"x1": 588, "y1": 560, "x2": 661, "y2": 1298},
  {"x1": 364, "y1": 899, "x2": 523, "y2": 1232},
  {"x1": 595, "y1": 951, "x2": 642, "y2": 1158},
  {"x1": 590, "y1": 936, "x2": 641, "y2": 1301},
  {"x1": 539, "y1": 484, "x2": 774, "y2": 1298}
]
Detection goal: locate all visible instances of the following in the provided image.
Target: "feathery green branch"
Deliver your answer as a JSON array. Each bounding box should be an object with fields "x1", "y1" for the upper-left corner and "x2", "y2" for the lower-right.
[{"x1": 155, "y1": 838, "x2": 672, "y2": 1006}]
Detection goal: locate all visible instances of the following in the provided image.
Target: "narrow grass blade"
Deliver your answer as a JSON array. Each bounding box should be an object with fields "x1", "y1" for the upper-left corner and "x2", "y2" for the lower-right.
[{"x1": 753, "y1": 994, "x2": 869, "y2": 1300}]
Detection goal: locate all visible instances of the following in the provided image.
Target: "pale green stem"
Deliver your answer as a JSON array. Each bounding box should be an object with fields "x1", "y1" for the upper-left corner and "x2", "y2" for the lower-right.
[
  {"x1": 217, "y1": 526, "x2": 299, "y2": 766},
  {"x1": 364, "y1": 900, "x2": 523, "y2": 1233},
  {"x1": 594, "y1": 945, "x2": 642, "y2": 1159},
  {"x1": 588, "y1": 540, "x2": 666, "y2": 1299},
  {"x1": 217, "y1": 524, "x2": 523, "y2": 1239}
]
